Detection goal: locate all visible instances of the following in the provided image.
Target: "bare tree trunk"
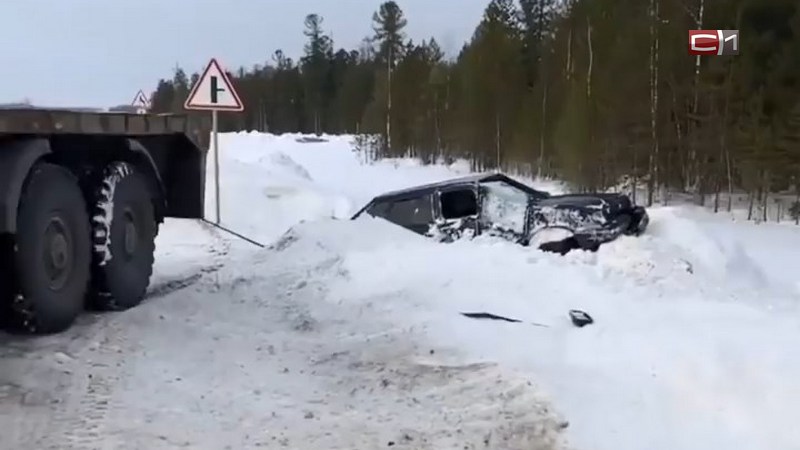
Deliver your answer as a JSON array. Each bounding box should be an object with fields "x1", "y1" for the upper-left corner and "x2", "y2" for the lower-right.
[
  {"x1": 722, "y1": 63, "x2": 735, "y2": 212},
  {"x1": 586, "y1": 18, "x2": 593, "y2": 99},
  {"x1": 647, "y1": 0, "x2": 660, "y2": 206},
  {"x1": 687, "y1": 0, "x2": 705, "y2": 191},
  {"x1": 747, "y1": 190, "x2": 755, "y2": 220},
  {"x1": 386, "y1": 49, "x2": 393, "y2": 155},
  {"x1": 632, "y1": 147, "x2": 639, "y2": 205},
  {"x1": 762, "y1": 170, "x2": 769, "y2": 222},
  {"x1": 495, "y1": 111, "x2": 501, "y2": 171},
  {"x1": 666, "y1": 78, "x2": 684, "y2": 206},
  {"x1": 795, "y1": 183, "x2": 800, "y2": 225},
  {"x1": 724, "y1": 5, "x2": 744, "y2": 212},
  {"x1": 664, "y1": 146, "x2": 672, "y2": 206},
  {"x1": 698, "y1": 176, "x2": 707, "y2": 206},
  {"x1": 566, "y1": 28, "x2": 573, "y2": 81},
  {"x1": 538, "y1": 81, "x2": 547, "y2": 179},
  {"x1": 433, "y1": 90, "x2": 442, "y2": 159}
]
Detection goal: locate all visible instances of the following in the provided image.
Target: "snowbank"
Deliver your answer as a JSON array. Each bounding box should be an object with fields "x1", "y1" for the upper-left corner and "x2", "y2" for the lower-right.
[
  {"x1": 201, "y1": 131, "x2": 800, "y2": 450},
  {"x1": 265, "y1": 212, "x2": 800, "y2": 450}
]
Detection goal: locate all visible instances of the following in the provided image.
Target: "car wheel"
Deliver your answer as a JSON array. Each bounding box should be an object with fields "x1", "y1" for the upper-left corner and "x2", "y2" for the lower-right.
[{"x1": 529, "y1": 227, "x2": 581, "y2": 255}]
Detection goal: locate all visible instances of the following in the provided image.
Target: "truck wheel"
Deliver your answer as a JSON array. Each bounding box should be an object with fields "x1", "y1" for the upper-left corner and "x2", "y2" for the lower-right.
[
  {"x1": 90, "y1": 162, "x2": 156, "y2": 311},
  {"x1": 11, "y1": 163, "x2": 91, "y2": 333},
  {"x1": 0, "y1": 235, "x2": 17, "y2": 327}
]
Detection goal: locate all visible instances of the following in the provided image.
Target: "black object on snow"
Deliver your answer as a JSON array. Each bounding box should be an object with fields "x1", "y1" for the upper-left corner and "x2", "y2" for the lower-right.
[
  {"x1": 461, "y1": 312, "x2": 550, "y2": 328},
  {"x1": 295, "y1": 136, "x2": 328, "y2": 143},
  {"x1": 461, "y1": 312, "x2": 522, "y2": 323},
  {"x1": 569, "y1": 310, "x2": 594, "y2": 327}
]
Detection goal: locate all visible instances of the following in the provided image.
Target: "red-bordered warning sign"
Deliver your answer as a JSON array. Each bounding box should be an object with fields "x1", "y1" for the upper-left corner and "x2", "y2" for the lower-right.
[{"x1": 184, "y1": 58, "x2": 244, "y2": 111}]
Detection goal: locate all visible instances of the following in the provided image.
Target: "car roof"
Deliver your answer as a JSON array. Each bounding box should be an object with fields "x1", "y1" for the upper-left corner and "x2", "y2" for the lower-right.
[
  {"x1": 371, "y1": 173, "x2": 543, "y2": 201},
  {"x1": 351, "y1": 172, "x2": 548, "y2": 219}
]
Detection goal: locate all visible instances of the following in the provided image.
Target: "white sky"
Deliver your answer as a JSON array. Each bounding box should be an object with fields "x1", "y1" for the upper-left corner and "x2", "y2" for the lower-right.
[{"x1": 0, "y1": 0, "x2": 488, "y2": 108}]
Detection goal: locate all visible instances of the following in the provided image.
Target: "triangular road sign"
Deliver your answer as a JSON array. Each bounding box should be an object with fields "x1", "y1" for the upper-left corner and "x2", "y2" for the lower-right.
[
  {"x1": 184, "y1": 58, "x2": 244, "y2": 111},
  {"x1": 132, "y1": 90, "x2": 150, "y2": 110}
]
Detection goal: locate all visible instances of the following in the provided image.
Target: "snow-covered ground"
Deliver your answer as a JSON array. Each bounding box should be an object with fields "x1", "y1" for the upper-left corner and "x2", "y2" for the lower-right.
[{"x1": 2, "y1": 131, "x2": 800, "y2": 450}]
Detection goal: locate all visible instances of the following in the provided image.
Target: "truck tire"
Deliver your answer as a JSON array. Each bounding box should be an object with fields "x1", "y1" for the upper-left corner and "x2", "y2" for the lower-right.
[
  {"x1": 0, "y1": 235, "x2": 16, "y2": 326},
  {"x1": 10, "y1": 163, "x2": 91, "y2": 333},
  {"x1": 90, "y1": 162, "x2": 157, "y2": 311}
]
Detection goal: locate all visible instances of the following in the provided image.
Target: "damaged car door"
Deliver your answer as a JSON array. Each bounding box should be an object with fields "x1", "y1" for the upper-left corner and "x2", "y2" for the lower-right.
[
  {"x1": 431, "y1": 184, "x2": 480, "y2": 241},
  {"x1": 477, "y1": 180, "x2": 531, "y2": 243}
]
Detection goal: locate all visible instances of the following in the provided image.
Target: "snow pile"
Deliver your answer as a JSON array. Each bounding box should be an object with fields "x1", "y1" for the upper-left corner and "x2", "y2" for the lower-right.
[
  {"x1": 584, "y1": 207, "x2": 774, "y2": 300},
  {"x1": 199, "y1": 131, "x2": 800, "y2": 450},
  {"x1": 215, "y1": 217, "x2": 571, "y2": 449},
  {"x1": 266, "y1": 212, "x2": 800, "y2": 450}
]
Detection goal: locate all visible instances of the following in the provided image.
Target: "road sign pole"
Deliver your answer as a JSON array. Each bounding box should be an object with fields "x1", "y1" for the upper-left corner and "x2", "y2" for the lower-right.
[
  {"x1": 183, "y1": 58, "x2": 244, "y2": 226},
  {"x1": 212, "y1": 109, "x2": 221, "y2": 224}
]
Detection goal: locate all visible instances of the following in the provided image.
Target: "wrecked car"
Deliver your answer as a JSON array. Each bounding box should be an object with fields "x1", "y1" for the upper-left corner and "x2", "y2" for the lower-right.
[{"x1": 351, "y1": 173, "x2": 649, "y2": 254}]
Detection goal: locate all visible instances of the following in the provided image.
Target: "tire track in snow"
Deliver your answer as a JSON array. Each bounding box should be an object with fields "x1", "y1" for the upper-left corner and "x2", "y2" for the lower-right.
[{"x1": 0, "y1": 221, "x2": 229, "y2": 450}]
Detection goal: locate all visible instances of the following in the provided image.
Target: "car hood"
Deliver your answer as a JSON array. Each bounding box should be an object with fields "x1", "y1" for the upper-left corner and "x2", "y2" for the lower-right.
[{"x1": 535, "y1": 193, "x2": 632, "y2": 215}]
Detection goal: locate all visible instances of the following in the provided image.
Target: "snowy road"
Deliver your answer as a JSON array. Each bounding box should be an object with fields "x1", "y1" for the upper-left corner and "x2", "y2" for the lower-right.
[
  {"x1": 0, "y1": 218, "x2": 567, "y2": 450},
  {"x1": 2, "y1": 132, "x2": 800, "y2": 450}
]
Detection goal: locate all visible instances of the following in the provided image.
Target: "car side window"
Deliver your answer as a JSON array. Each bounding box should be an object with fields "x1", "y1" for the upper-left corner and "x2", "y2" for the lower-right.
[
  {"x1": 386, "y1": 196, "x2": 433, "y2": 226},
  {"x1": 366, "y1": 201, "x2": 392, "y2": 218},
  {"x1": 440, "y1": 188, "x2": 478, "y2": 219}
]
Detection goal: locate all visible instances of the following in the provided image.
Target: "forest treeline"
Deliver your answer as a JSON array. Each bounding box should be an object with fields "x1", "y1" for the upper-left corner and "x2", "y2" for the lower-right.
[{"x1": 148, "y1": 0, "x2": 800, "y2": 218}]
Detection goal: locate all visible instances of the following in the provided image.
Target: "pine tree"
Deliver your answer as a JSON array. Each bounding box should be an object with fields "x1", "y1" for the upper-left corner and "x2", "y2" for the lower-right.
[
  {"x1": 170, "y1": 68, "x2": 190, "y2": 113},
  {"x1": 300, "y1": 14, "x2": 334, "y2": 134},
  {"x1": 370, "y1": 1, "x2": 409, "y2": 154},
  {"x1": 149, "y1": 79, "x2": 175, "y2": 114}
]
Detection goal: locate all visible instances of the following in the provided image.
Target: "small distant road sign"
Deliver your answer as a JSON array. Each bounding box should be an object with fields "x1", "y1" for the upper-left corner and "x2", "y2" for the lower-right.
[
  {"x1": 132, "y1": 90, "x2": 150, "y2": 113},
  {"x1": 689, "y1": 30, "x2": 739, "y2": 56},
  {"x1": 184, "y1": 58, "x2": 243, "y2": 111}
]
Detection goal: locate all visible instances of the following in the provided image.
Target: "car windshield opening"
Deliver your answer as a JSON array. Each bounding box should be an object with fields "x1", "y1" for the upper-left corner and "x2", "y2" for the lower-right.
[
  {"x1": 480, "y1": 181, "x2": 529, "y2": 234},
  {"x1": 440, "y1": 189, "x2": 477, "y2": 219}
]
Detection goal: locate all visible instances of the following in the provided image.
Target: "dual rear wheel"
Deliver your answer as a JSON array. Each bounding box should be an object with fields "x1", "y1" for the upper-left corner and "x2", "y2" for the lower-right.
[{"x1": 3, "y1": 161, "x2": 157, "y2": 334}]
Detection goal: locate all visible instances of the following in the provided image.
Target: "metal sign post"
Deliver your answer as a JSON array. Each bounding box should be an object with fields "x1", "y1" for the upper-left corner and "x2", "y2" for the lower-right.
[
  {"x1": 183, "y1": 58, "x2": 244, "y2": 225},
  {"x1": 212, "y1": 109, "x2": 220, "y2": 224}
]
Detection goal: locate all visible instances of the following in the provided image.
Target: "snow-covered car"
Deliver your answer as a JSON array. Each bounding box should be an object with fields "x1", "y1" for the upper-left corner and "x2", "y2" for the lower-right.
[{"x1": 351, "y1": 173, "x2": 649, "y2": 254}]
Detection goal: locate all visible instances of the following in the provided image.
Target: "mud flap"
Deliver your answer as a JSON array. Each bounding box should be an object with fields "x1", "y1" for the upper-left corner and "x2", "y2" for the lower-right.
[{"x1": 629, "y1": 207, "x2": 649, "y2": 235}]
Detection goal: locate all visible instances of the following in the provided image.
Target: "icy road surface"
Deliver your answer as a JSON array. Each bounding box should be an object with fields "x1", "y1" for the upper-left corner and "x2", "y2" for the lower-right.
[{"x1": 2, "y1": 132, "x2": 800, "y2": 450}]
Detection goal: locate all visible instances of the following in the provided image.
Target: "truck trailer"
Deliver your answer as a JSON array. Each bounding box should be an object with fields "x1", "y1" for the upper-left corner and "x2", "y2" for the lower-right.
[{"x1": 0, "y1": 108, "x2": 210, "y2": 334}]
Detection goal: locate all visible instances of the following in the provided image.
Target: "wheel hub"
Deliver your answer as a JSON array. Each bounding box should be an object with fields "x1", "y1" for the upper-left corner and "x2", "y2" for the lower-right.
[
  {"x1": 43, "y1": 216, "x2": 72, "y2": 290},
  {"x1": 122, "y1": 210, "x2": 138, "y2": 257}
]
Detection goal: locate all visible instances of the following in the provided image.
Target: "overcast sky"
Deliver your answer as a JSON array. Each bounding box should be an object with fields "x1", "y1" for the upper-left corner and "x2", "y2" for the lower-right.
[{"x1": 1, "y1": 0, "x2": 488, "y2": 108}]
